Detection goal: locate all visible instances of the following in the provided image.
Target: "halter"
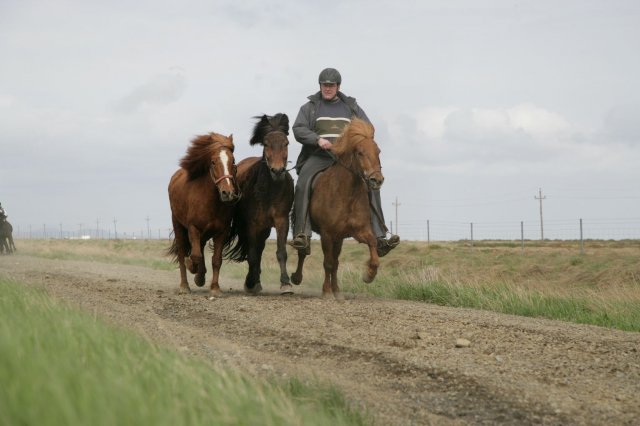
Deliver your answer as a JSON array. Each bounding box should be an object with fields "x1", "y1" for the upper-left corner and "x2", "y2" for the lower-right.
[
  {"x1": 259, "y1": 130, "x2": 297, "y2": 173},
  {"x1": 208, "y1": 145, "x2": 238, "y2": 189},
  {"x1": 326, "y1": 149, "x2": 382, "y2": 190}
]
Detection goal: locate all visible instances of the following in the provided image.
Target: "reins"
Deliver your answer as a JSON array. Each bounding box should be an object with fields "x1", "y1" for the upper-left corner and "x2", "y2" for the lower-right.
[{"x1": 325, "y1": 149, "x2": 382, "y2": 188}]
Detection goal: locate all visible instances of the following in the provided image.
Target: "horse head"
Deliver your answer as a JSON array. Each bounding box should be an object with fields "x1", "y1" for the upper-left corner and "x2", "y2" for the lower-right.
[
  {"x1": 334, "y1": 118, "x2": 384, "y2": 190},
  {"x1": 251, "y1": 113, "x2": 290, "y2": 182},
  {"x1": 209, "y1": 134, "x2": 241, "y2": 203}
]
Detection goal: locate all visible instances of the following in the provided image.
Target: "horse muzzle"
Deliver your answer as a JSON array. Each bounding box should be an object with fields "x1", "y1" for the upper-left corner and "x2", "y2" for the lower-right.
[
  {"x1": 366, "y1": 171, "x2": 384, "y2": 191},
  {"x1": 269, "y1": 166, "x2": 287, "y2": 181},
  {"x1": 219, "y1": 190, "x2": 241, "y2": 204}
]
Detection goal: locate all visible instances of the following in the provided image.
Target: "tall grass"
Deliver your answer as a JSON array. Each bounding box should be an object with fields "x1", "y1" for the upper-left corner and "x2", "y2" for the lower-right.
[
  {"x1": 12, "y1": 238, "x2": 640, "y2": 332},
  {"x1": 0, "y1": 278, "x2": 369, "y2": 426}
]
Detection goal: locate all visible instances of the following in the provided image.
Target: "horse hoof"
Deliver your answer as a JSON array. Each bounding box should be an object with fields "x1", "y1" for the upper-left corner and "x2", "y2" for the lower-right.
[
  {"x1": 362, "y1": 269, "x2": 377, "y2": 283},
  {"x1": 291, "y1": 274, "x2": 302, "y2": 285},
  {"x1": 334, "y1": 292, "x2": 345, "y2": 301},
  {"x1": 245, "y1": 282, "x2": 263, "y2": 294},
  {"x1": 280, "y1": 284, "x2": 294, "y2": 295},
  {"x1": 178, "y1": 286, "x2": 191, "y2": 294},
  {"x1": 194, "y1": 274, "x2": 206, "y2": 287},
  {"x1": 210, "y1": 288, "x2": 223, "y2": 297}
]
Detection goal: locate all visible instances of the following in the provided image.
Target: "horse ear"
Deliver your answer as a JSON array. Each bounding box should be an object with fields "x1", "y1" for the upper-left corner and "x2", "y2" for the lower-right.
[
  {"x1": 228, "y1": 133, "x2": 233, "y2": 143},
  {"x1": 278, "y1": 113, "x2": 290, "y2": 135}
]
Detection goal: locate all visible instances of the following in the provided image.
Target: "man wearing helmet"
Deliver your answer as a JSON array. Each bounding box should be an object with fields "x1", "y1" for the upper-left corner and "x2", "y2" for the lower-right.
[
  {"x1": 290, "y1": 67, "x2": 400, "y2": 256},
  {"x1": 0, "y1": 202, "x2": 6, "y2": 220}
]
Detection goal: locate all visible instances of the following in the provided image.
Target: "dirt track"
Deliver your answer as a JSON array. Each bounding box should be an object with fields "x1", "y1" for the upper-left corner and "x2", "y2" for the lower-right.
[{"x1": 1, "y1": 254, "x2": 639, "y2": 425}]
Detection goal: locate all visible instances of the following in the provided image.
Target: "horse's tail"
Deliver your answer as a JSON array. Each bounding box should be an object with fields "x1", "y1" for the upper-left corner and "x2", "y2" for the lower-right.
[
  {"x1": 166, "y1": 228, "x2": 191, "y2": 263},
  {"x1": 222, "y1": 210, "x2": 249, "y2": 262}
]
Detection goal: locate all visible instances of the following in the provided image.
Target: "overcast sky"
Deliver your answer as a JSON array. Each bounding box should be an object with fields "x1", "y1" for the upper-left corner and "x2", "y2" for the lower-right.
[{"x1": 1, "y1": 0, "x2": 639, "y2": 240}]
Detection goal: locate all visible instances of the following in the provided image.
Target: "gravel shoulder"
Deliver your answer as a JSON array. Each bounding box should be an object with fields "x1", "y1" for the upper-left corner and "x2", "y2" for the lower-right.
[{"x1": 1, "y1": 254, "x2": 639, "y2": 425}]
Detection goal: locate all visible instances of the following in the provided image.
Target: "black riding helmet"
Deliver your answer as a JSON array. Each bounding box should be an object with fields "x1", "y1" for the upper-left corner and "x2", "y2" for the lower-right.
[{"x1": 318, "y1": 68, "x2": 341, "y2": 85}]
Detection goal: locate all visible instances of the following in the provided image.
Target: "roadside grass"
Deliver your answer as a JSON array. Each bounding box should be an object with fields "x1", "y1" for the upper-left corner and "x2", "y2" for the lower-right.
[
  {"x1": 12, "y1": 238, "x2": 640, "y2": 332},
  {"x1": 14, "y1": 239, "x2": 176, "y2": 270},
  {"x1": 0, "y1": 277, "x2": 370, "y2": 426}
]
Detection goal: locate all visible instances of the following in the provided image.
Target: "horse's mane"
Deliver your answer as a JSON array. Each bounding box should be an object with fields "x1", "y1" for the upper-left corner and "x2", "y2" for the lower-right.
[
  {"x1": 179, "y1": 132, "x2": 233, "y2": 180},
  {"x1": 332, "y1": 118, "x2": 375, "y2": 156},
  {"x1": 249, "y1": 113, "x2": 289, "y2": 146}
]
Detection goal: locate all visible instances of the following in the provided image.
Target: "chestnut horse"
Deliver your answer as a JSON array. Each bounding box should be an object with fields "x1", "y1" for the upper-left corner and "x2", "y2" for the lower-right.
[
  {"x1": 291, "y1": 118, "x2": 384, "y2": 299},
  {"x1": 168, "y1": 132, "x2": 240, "y2": 295},
  {"x1": 223, "y1": 113, "x2": 294, "y2": 295}
]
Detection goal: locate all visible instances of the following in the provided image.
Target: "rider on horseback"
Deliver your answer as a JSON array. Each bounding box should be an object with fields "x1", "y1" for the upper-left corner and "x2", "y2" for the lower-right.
[
  {"x1": 289, "y1": 68, "x2": 400, "y2": 257},
  {"x1": 0, "y1": 202, "x2": 6, "y2": 220}
]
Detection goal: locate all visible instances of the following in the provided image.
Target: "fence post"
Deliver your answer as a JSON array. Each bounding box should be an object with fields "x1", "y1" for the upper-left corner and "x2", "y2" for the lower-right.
[
  {"x1": 521, "y1": 221, "x2": 524, "y2": 253},
  {"x1": 580, "y1": 218, "x2": 584, "y2": 255},
  {"x1": 427, "y1": 219, "x2": 430, "y2": 245},
  {"x1": 470, "y1": 222, "x2": 474, "y2": 248}
]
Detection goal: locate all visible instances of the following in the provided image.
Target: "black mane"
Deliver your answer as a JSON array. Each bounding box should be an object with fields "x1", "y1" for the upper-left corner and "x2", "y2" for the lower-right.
[{"x1": 249, "y1": 113, "x2": 289, "y2": 146}]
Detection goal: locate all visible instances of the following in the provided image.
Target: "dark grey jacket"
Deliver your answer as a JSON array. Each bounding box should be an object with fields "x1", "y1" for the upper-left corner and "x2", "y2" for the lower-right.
[{"x1": 292, "y1": 91, "x2": 370, "y2": 172}]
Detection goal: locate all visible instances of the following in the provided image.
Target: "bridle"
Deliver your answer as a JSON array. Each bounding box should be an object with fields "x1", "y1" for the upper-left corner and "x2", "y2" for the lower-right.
[
  {"x1": 208, "y1": 145, "x2": 239, "y2": 192},
  {"x1": 260, "y1": 130, "x2": 297, "y2": 173},
  {"x1": 326, "y1": 148, "x2": 383, "y2": 190}
]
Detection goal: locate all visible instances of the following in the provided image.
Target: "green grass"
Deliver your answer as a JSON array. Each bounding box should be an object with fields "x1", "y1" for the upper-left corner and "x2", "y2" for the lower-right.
[
  {"x1": 15, "y1": 239, "x2": 176, "y2": 270},
  {"x1": 12, "y1": 238, "x2": 640, "y2": 332},
  {"x1": 0, "y1": 278, "x2": 370, "y2": 426},
  {"x1": 389, "y1": 281, "x2": 640, "y2": 332}
]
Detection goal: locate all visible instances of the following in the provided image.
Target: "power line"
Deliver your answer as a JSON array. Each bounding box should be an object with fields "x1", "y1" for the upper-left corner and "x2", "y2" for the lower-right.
[{"x1": 534, "y1": 188, "x2": 546, "y2": 240}]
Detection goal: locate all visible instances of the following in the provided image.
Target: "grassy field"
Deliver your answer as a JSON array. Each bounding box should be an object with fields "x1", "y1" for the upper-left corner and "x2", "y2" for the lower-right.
[
  {"x1": 11, "y1": 238, "x2": 640, "y2": 331},
  {"x1": 0, "y1": 277, "x2": 369, "y2": 426}
]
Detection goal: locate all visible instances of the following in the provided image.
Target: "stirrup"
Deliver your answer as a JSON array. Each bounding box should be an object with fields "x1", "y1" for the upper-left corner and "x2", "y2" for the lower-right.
[
  {"x1": 288, "y1": 234, "x2": 309, "y2": 251},
  {"x1": 377, "y1": 235, "x2": 400, "y2": 257}
]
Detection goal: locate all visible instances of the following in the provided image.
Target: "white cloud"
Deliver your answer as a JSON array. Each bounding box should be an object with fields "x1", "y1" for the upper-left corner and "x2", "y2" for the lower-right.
[
  {"x1": 113, "y1": 69, "x2": 187, "y2": 113},
  {"x1": 384, "y1": 103, "x2": 639, "y2": 177}
]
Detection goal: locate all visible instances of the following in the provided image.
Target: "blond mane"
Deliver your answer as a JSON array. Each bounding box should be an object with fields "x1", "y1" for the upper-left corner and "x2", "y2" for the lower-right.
[{"x1": 331, "y1": 118, "x2": 375, "y2": 156}]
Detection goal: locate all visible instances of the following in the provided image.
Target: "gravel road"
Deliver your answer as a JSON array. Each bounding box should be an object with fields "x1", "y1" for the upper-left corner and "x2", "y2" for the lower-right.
[{"x1": 1, "y1": 254, "x2": 639, "y2": 425}]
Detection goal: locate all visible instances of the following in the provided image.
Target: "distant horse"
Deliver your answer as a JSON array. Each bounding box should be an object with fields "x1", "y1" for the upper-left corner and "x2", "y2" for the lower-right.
[
  {"x1": 291, "y1": 118, "x2": 384, "y2": 299},
  {"x1": 223, "y1": 113, "x2": 294, "y2": 295},
  {"x1": 0, "y1": 218, "x2": 16, "y2": 254},
  {"x1": 168, "y1": 132, "x2": 241, "y2": 295}
]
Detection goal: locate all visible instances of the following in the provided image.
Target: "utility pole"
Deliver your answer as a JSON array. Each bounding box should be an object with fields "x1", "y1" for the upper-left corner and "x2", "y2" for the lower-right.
[
  {"x1": 96, "y1": 218, "x2": 100, "y2": 239},
  {"x1": 392, "y1": 197, "x2": 401, "y2": 235},
  {"x1": 146, "y1": 216, "x2": 151, "y2": 239},
  {"x1": 534, "y1": 188, "x2": 546, "y2": 240},
  {"x1": 113, "y1": 218, "x2": 118, "y2": 240}
]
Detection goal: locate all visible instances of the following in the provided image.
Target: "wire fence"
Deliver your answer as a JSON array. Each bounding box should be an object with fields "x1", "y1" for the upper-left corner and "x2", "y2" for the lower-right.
[
  {"x1": 10, "y1": 217, "x2": 640, "y2": 243},
  {"x1": 395, "y1": 218, "x2": 640, "y2": 242}
]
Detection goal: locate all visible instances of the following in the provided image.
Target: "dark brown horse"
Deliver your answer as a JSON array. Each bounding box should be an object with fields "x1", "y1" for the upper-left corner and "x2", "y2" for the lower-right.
[
  {"x1": 168, "y1": 132, "x2": 240, "y2": 295},
  {"x1": 223, "y1": 113, "x2": 294, "y2": 295},
  {"x1": 0, "y1": 218, "x2": 16, "y2": 254},
  {"x1": 291, "y1": 118, "x2": 384, "y2": 299}
]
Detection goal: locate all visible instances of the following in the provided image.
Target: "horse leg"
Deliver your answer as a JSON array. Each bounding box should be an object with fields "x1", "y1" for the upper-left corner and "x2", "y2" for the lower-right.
[
  {"x1": 244, "y1": 233, "x2": 263, "y2": 294},
  {"x1": 359, "y1": 233, "x2": 380, "y2": 284},
  {"x1": 274, "y1": 218, "x2": 293, "y2": 294},
  {"x1": 330, "y1": 239, "x2": 344, "y2": 300},
  {"x1": 291, "y1": 249, "x2": 306, "y2": 285},
  {"x1": 187, "y1": 225, "x2": 203, "y2": 276},
  {"x1": 9, "y1": 236, "x2": 16, "y2": 252},
  {"x1": 172, "y1": 219, "x2": 191, "y2": 294},
  {"x1": 208, "y1": 233, "x2": 224, "y2": 296},
  {"x1": 194, "y1": 239, "x2": 207, "y2": 287},
  {"x1": 320, "y1": 236, "x2": 337, "y2": 299}
]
